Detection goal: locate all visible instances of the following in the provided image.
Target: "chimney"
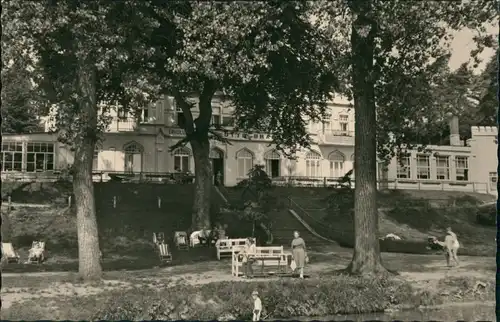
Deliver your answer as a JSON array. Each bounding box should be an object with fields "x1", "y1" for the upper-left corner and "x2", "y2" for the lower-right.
[{"x1": 449, "y1": 115, "x2": 461, "y2": 146}]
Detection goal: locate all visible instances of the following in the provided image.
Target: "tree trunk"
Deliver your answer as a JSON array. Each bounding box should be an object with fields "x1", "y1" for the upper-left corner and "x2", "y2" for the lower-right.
[
  {"x1": 190, "y1": 136, "x2": 212, "y2": 230},
  {"x1": 73, "y1": 61, "x2": 102, "y2": 281},
  {"x1": 1, "y1": 211, "x2": 12, "y2": 242},
  {"x1": 347, "y1": 3, "x2": 387, "y2": 276}
]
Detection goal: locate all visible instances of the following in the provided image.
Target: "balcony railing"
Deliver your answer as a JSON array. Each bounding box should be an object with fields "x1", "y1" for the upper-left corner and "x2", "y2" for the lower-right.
[{"x1": 317, "y1": 130, "x2": 355, "y2": 145}]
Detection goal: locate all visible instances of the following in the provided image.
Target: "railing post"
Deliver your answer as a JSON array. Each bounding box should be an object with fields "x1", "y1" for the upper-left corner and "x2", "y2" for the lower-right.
[
  {"x1": 113, "y1": 196, "x2": 117, "y2": 208},
  {"x1": 472, "y1": 182, "x2": 476, "y2": 192},
  {"x1": 68, "y1": 195, "x2": 72, "y2": 208},
  {"x1": 323, "y1": 177, "x2": 326, "y2": 187},
  {"x1": 158, "y1": 196, "x2": 161, "y2": 209}
]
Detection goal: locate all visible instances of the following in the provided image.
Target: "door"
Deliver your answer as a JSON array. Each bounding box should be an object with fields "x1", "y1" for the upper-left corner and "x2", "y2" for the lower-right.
[
  {"x1": 212, "y1": 158, "x2": 224, "y2": 186},
  {"x1": 270, "y1": 159, "x2": 280, "y2": 177}
]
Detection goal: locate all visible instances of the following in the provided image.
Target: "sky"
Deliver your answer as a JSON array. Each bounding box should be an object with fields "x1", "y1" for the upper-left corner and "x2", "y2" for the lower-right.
[{"x1": 448, "y1": 23, "x2": 498, "y2": 73}]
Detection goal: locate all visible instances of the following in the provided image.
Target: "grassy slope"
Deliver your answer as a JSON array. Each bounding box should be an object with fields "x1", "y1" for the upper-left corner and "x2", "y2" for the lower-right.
[
  {"x1": 3, "y1": 182, "x2": 495, "y2": 274},
  {"x1": 286, "y1": 188, "x2": 496, "y2": 256}
]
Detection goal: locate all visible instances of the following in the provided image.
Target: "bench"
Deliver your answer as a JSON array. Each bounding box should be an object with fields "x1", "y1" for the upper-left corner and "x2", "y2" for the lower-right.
[
  {"x1": 231, "y1": 246, "x2": 293, "y2": 277},
  {"x1": 215, "y1": 238, "x2": 247, "y2": 260}
]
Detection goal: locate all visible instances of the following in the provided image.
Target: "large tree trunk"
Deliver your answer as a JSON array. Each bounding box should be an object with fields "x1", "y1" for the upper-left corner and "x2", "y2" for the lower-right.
[
  {"x1": 190, "y1": 135, "x2": 212, "y2": 230},
  {"x1": 73, "y1": 61, "x2": 102, "y2": 281},
  {"x1": 347, "y1": 2, "x2": 387, "y2": 276},
  {"x1": 1, "y1": 211, "x2": 12, "y2": 242}
]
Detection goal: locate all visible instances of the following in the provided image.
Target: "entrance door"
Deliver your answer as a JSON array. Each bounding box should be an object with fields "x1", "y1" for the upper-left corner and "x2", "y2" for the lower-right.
[
  {"x1": 270, "y1": 159, "x2": 280, "y2": 177},
  {"x1": 212, "y1": 158, "x2": 224, "y2": 186}
]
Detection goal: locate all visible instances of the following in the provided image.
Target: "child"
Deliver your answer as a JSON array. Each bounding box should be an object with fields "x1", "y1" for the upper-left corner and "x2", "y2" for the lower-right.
[{"x1": 252, "y1": 290, "x2": 262, "y2": 321}]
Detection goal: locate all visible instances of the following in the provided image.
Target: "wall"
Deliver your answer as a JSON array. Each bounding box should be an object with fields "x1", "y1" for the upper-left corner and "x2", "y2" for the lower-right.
[{"x1": 470, "y1": 126, "x2": 498, "y2": 195}]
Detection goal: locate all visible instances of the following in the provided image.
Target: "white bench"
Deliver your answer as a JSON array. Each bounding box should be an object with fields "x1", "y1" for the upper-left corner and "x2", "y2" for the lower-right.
[
  {"x1": 216, "y1": 238, "x2": 247, "y2": 260},
  {"x1": 231, "y1": 246, "x2": 293, "y2": 277}
]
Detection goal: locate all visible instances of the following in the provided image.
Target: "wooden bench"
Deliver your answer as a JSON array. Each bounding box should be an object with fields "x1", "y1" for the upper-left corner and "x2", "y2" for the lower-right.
[
  {"x1": 215, "y1": 238, "x2": 247, "y2": 260},
  {"x1": 231, "y1": 246, "x2": 293, "y2": 277}
]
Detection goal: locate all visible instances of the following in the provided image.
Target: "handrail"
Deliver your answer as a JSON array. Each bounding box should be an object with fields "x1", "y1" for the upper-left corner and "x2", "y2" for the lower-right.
[
  {"x1": 287, "y1": 209, "x2": 337, "y2": 244},
  {"x1": 287, "y1": 197, "x2": 351, "y2": 238}
]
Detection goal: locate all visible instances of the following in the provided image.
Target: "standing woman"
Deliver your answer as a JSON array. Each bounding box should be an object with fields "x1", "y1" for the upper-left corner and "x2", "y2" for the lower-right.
[{"x1": 291, "y1": 231, "x2": 308, "y2": 279}]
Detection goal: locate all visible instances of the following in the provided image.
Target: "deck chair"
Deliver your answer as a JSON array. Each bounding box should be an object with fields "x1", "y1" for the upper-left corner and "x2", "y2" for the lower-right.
[
  {"x1": 174, "y1": 231, "x2": 188, "y2": 250},
  {"x1": 157, "y1": 243, "x2": 172, "y2": 263},
  {"x1": 28, "y1": 241, "x2": 46, "y2": 264},
  {"x1": 1, "y1": 242, "x2": 20, "y2": 264}
]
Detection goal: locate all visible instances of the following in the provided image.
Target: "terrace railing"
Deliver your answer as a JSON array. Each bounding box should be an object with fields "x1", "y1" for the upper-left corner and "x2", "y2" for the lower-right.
[{"x1": 270, "y1": 176, "x2": 489, "y2": 194}]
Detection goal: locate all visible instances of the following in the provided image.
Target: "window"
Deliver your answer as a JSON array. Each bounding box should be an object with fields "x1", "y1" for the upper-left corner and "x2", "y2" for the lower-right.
[
  {"x1": 142, "y1": 108, "x2": 149, "y2": 122},
  {"x1": 92, "y1": 149, "x2": 99, "y2": 170},
  {"x1": 124, "y1": 142, "x2": 143, "y2": 173},
  {"x1": 435, "y1": 156, "x2": 450, "y2": 180},
  {"x1": 236, "y1": 149, "x2": 254, "y2": 178},
  {"x1": 1, "y1": 141, "x2": 23, "y2": 171},
  {"x1": 222, "y1": 116, "x2": 234, "y2": 126},
  {"x1": 396, "y1": 155, "x2": 411, "y2": 179},
  {"x1": 416, "y1": 155, "x2": 430, "y2": 179},
  {"x1": 264, "y1": 150, "x2": 281, "y2": 178},
  {"x1": 328, "y1": 151, "x2": 345, "y2": 178},
  {"x1": 339, "y1": 115, "x2": 349, "y2": 133},
  {"x1": 118, "y1": 108, "x2": 127, "y2": 119},
  {"x1": 173, "y1": 147, "x2": 191, "y2": 172},
  {"x1": 489, "y1": 172, "x2": 497, "y2": 191},
  {"x1": 305, "y1": 151, "x2": 321, "y2": 177},
  {"x1": 455, "y1": 156, "x2": 469, "y2": 181},
  {"x1": 211, "y1": 115, "x2": 221, "y2": 126},
  {"x1": 176, "y1": 107, "x2": 186, "y2": 128},
  {"x1": 323, "y1": 121, "x2": 331, "y2": 132},
  {"x1": 26, "y1": 142, "x2": 55, "y2": 172}
]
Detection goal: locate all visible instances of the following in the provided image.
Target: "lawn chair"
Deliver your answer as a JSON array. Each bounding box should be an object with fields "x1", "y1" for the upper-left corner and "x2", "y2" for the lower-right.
[
  {"x1": 157, "y1": 243, "x2": 172, "y2": 263},
  {"x1": 1, "y1": 242, "x2": 20, "y2": 264},
  {"x1": 174, "y1": 231, "x2": 189, "y2": 250},
  {"x1": 153, "y1": 232, "x2": 165, "y2": 247},
  {"x1": 28, "y1": 241, "x2": 46, "y2": 264}
]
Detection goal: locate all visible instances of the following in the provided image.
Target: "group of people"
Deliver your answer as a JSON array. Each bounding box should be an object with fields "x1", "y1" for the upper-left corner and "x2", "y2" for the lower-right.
[
  {"x1": 240, "y1": 230, "x2": 308, "y2": 279},
  {"x1": 195, "y1": 223, "x2": 228, "y2": 246}
]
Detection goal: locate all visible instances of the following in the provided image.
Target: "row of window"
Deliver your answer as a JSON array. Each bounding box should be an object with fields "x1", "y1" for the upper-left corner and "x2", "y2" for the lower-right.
[
  {"x1": 170, "y1": 148, "x2": 354, "y2": 179},
  {"x1": 396, "y1": 155, "x2": 469, "y2": 181},
  {"x1": 1, "y1": 142, "x2": 55, "y2": 172},
  {"x1": 310, "y1": 114, "x2": 351, "y2": 133}
]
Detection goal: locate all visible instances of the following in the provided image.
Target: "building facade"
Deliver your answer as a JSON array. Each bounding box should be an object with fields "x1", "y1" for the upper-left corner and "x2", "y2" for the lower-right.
[{"x1": 1, "y1": 95, "x2": 497, "y2": 195}]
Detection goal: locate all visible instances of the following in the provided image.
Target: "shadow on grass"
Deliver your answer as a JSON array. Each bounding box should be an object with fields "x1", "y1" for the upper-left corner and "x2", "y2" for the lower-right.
[{"x1": 1, "y1": 246, "x2": 219, "y2": 274}]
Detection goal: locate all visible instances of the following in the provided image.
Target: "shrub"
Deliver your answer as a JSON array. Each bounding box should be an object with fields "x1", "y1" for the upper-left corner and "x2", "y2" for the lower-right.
[{"x1": 89, "y1": 277, "x2": 438, "y2": 321}]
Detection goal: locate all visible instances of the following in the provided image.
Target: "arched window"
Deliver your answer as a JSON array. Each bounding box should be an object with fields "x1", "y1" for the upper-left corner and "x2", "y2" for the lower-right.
[
  {"x1": 328, "y1": 151, "x2": 345, "y2": 178},
  {"x1": 305, "y1": 151, "x2": 321, "y2": 177},
  {"x1": 236, "y1": 149, "x2": 254, "y2": 178},
  {"x1": 209, "y1": 148, "x2": 223, "y2": 159},
  {"x1": 264, "y1": 149, "x2": 281, "y2": 178},
  {"x1": 173, "y1": 147, "x2": 191, "y2": 172},
  {"x1": 123, "y1": 141, "x2": 143, "y2": 173}
]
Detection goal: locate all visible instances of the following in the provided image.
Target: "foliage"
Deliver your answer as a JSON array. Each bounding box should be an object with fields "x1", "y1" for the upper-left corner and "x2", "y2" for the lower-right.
[
  {"x1": 1, "y1": 56, "x2": 45, "y2": 134},
  {"x1": 127, "y1": 2, "x2": 340, "y2": 151},
  {"x1": 423, "y1": 52, "x2": 498, "y2": 142},
  {"x1": 2, "y1": 1, "x2": 160, "y2": 144},
  {"x1": 233, "y1": 165, "x2": 284, "y2": 237},
  {"x1": 475, "y1": 202, "x2": 496, "y2": 226},
  {"x1": 86, "y1": 277, "x2": 436, "y2": 320}
]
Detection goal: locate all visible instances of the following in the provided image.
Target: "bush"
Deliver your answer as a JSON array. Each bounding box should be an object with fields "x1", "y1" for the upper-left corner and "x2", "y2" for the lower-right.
[{"x1": 88, "y1": 277, "x2": 437, "y2": 320}]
